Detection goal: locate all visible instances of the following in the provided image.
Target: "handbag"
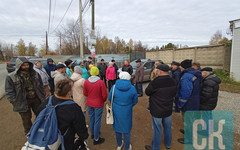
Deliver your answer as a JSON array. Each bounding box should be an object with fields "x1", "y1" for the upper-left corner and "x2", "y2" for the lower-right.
[{"x1": 106, "y1": 85, "x2": 115, "y2": 125}]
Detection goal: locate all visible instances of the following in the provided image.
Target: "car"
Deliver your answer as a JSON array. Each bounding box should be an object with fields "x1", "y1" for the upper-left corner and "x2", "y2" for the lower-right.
[
  {"x1": 130, "y1": 59, "x2": 156, "y2": 83},
  {"x1": 6, "y1": 56, "x2": 38, "y2": 73},
  {"x1": 119, "y1": 59, "x2": 160, "y2": 83}
]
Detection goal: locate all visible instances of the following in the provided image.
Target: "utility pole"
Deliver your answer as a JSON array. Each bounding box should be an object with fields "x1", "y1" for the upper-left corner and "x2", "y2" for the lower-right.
[
  {"x1": 11, "y1": 44, "x2": 14, "y2": 57},
  {"x1": 59, "y1": 33, "x2": 62, "y2": 55},
  {"x1": 91, "y1": 0, "x2": 96, "y2": 63},
  {"x1": 79, "y1": 0, "x2": 84, "y2": 60},
  {"x1": 91, "y1": 0, "x2": 95, "y2": 36},
  {"x1": 46, "y1": 31, "x2": 48, "y2": 55}
]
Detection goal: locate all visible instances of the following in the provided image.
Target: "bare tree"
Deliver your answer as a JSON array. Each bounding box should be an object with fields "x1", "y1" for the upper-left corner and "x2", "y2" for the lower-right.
[
  {"x1": 209, "y1": 30, "x2": 223, "y2": 45},
  {"x1": 55, "y1": 20, "x2": 90, "y2": 55}
]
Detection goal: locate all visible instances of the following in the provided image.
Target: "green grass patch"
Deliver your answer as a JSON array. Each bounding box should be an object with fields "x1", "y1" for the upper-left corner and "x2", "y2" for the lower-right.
[{"x1": 214, "y1": 70, "x2": 240, "y2": 93}]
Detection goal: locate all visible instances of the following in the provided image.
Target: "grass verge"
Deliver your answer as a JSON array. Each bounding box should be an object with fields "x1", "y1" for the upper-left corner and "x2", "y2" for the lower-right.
[{"x1": 214, "y1": 70, "x2": 240, "y2": 93}]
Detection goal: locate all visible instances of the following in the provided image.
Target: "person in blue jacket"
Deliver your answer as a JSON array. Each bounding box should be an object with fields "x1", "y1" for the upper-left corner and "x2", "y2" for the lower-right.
[
  {"x1": 108, "y1": 72, "x2": 138, "y2": 150},
  {"x1": 171, "y1": 61, "x2": 182, "y2": 113},
  {"x1": 177, "y1": 59, "x2": 202, "y2": 144},
  {"x1": 65, "y1": 59, "x2": 73, "y2": 78},
  {"x1": 76, "y1": 59, "x2": 89, "y2": 80},
  {"x1": 44, "y1": 58, "x2": 57, "y2": 95}
]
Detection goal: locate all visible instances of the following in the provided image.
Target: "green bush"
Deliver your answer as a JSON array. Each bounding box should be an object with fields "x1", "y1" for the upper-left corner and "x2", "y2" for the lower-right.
[{"x1": 214, "y1": 70, "x2": 240, "y2": 86}]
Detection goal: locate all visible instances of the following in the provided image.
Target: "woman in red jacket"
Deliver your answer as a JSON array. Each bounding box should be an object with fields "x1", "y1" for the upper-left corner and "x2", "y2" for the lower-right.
[
  {"x1": 83, "y1": 66, "x2": 107, "y2": 145},
  {"x1": 106, "y1": 62, "x2": 116, "y2": 92}
]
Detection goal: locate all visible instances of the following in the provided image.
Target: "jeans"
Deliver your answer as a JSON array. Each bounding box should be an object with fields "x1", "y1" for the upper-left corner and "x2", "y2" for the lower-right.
[
  {"x1": 152, "y1": 115, "x2": 172, "y2": 150},
  {"x1": 87, "y1": 106, "x2": 104, "y2": 141},
  {"x1": 116, "y1": 132, "x2": 131, "y2": 150},
  {"x1": 83, "y1": 111, "x2": 86, "y2": 117},
  {"x1": 135, "y1": 82, "x2": 143, "y2": 96}
]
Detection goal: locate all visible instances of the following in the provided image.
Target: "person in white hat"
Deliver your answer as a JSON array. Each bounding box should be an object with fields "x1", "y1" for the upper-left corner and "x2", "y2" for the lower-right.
[{"x1": 108, "y1": 71, "x2": 138, "y2": 150}]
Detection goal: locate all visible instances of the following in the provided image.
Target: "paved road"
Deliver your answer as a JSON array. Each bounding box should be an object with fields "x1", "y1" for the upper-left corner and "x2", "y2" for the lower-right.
[{"x1": 0, "y1": 64, "x2": 8, "y2": 99}]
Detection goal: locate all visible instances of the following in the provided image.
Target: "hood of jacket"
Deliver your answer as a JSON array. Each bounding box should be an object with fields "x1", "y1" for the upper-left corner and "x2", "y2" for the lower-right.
[
  {"x1": 125, "y1": 63, "x2": 130, "y2": 67},
  {"x1": 204, "y1": 73, "x2": 221, "y2": 85},
  {"x1": 15, "y1": 57, "x2": 34, "y2": 73},
  {"x1": 88, "y1": 76, "x2": 100, "y2": 83},
  {"x1": 115, "y1": 79, "x2": 132, "y2": 91},
  {"x1": 33, "y1": 64, "x2": 42, "y2": 70},
  {"x1": 71, "y1": 72, "x2": 82, "y2": 82},
  {"x1": 47, "y1": 58, "x2": 53, "y2": 63},
  {"x1": 183, "y1": 67, "x2": 202, "y2": 78},
  {"x1": 51, "y1": 70, "x2": 62, "y2": 78}
]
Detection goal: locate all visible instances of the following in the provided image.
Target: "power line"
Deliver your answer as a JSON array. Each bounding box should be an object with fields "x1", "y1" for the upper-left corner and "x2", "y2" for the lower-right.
[
  {"x1": 0, "y1": 34, "x2": 56, "y2": 37},
  {"x1": 83, "y1": 1, "x2": 91, "y2": 17},
  {"x1": 73, "y1": 0, "x2": 91, "y2": 29},
  {"x1": 83, "y1": 0, "x2": 90, "y2": 12},
  {"x1": 50, "y1": 0, "x2": 57, "y2": 29},
  {"x1": 47, "y1": 0, "x2": 52, "y2": 33},
  {"x1": 51, "y1": 0, "x2": 74, "y2": 34}
]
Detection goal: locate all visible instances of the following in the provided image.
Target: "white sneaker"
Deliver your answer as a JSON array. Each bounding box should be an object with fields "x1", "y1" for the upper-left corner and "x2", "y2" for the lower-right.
[
  {"x1": 117, "y1": 140, "x2": 124, "y2": 150},
  {"x1": 129, "y1": 144, "x2": 132, "y2": 150}
]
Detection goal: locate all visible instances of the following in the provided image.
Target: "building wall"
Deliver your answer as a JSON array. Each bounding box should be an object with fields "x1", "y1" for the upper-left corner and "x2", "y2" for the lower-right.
[
  {"x1": 230, "y1": 20, "x2": 240, "y2": 81},
  {"x1": 146, "y1": 45, "x2": 231, "y2": 70}
]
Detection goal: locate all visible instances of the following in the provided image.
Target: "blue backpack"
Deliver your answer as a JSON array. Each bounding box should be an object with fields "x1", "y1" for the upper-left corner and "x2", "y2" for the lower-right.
[{"x1": 22, "y1": 96, "x2": 75, "y2": 150}]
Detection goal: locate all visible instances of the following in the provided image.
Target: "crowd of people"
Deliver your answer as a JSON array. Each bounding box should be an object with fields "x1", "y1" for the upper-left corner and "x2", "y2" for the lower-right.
[{"x1": 5, "y1": 56, "x2": 221, "y2": 150}]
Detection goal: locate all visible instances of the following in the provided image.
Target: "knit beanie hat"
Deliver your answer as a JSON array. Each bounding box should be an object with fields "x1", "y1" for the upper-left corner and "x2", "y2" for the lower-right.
[
  {"x1": 65, "y1": 61, "x2": 71, "y2": 67},
  {"x1": 89, "y1": 64, "x2": 94, "y2": 69},
  {"x1": 90, "y1": 66, "x2": 99, "y2": 76},
  {"x1": 119, "y1": 72, "x2": 131, "y2": 80},
  {"x1": 74, "y1": 66, "x2": 83, "y2": 75},
  {"x1": 76, "y1": 59, "x2": 83, "y2": 65},
  {"x1": 56, "y1": 64, "x2": 66, "y2": 69},
  {"x1": 180, "y1": 59, "x2": 192, "y2": 69}
]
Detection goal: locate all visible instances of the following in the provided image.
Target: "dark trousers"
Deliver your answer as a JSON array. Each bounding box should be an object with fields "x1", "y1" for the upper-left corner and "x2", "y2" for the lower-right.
[
  {"x1": 174, "y1": 97, "x2": 180, "y2": 112},
  {"x1": 100, "y1": 75, "x2": 107, "y2": 87},
  {"x1": 49, "y1": 78, "x2": 55, "y2": 95},
  {"x1": 108, "y1": 80, "x2": 116, "y2": 92},
  {"x1": 135, "y1": 82, "x2": 143, "y2": 96},
  {"x1": 19, "y1": 97, "x2": 42, "y2": 134}
]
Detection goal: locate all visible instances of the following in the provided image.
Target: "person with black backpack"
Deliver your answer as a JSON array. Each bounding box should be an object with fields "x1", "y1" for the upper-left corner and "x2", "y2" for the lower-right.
[{"x1": 32, "y1": 79, "x2": 89, "y2": 150}]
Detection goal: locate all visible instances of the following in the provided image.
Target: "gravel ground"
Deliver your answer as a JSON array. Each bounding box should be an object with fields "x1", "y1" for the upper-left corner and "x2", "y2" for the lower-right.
[
  {"x1": 143, "y1": 83, "x2": 240, "y2": 134},
  {"x1": 0, "y1": 64, "x2": 8, "y2": 99},
  {"x1": 215, "y1": 91, "x2": 240, "y2": 134},
  {"x1": 0, "y1": 82, "x2": 239, "y2": 149}
]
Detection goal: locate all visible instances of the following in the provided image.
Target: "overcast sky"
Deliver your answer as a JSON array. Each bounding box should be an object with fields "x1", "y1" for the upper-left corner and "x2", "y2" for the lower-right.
[{"x1": 0, "y1": 0, "x2": 239, "y2": 50}]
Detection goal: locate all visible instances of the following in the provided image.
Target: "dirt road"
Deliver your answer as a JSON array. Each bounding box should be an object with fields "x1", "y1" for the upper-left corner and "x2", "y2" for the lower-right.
[
  {"x1": 0, "y1": 64, "x2": 8, "y2": 99},
  {"x1": 0, "y1": 94, "x2": 239, "y2": 150}
]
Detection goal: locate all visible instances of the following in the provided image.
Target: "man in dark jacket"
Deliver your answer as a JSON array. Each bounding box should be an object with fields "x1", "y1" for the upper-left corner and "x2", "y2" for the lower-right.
[
  {"x1": 171, "y1": 61, "x2": 181, "y2": 112},
  {"x1": 112, "y1": 59, "x2": 119, "y2": 78},
  {"x1": 85, "y1": 56, "x2": 93, "y2": 71},
  {"x1": 200, "y1": 67, "x2": 221, "y2": 110},
  {"x1": 122, "y1": 60, "x2": 133, "y2": 75},
  {"x1": 135, "y1": 59, "x2": 144, "y2": 97},
  {"x1": 97, "y1": 59, "x2": 107, "y2": 86},
  {"x1": 44, "y1": 58, "x2": 57, "y2": 94},
  {"x1": 5, "y1": 57, "x2": 45, "y2": 134},
  {"x1": 145, "y1": 64, "x2": 177, "y2": 150},
  {"x1": 177, "y1": 59, "x2": 202, "y2": 144}
]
